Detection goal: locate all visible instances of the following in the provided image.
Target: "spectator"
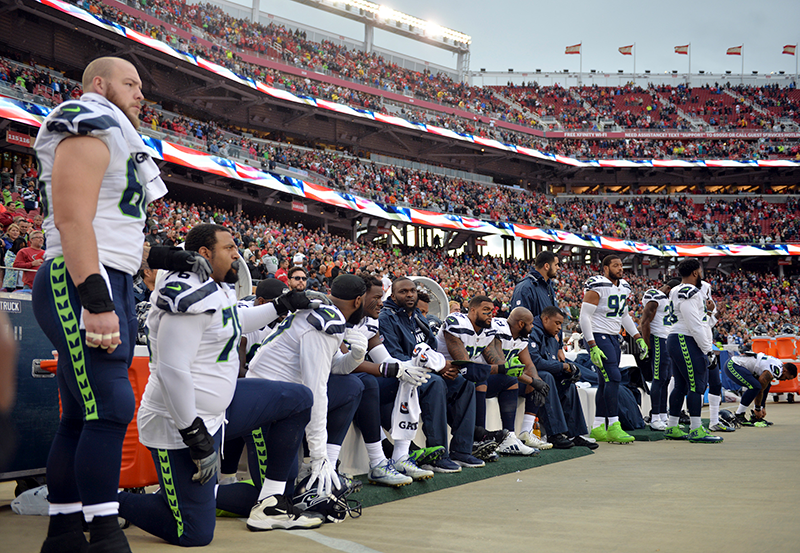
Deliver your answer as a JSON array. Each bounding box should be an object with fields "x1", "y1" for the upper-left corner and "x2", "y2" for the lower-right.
[{"x1": 13, "y1": 229, "x2": 44, "y2": 290}]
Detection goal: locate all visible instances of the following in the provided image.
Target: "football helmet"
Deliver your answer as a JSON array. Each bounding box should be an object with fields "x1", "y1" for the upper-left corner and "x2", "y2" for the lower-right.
[{"x1": 293, "y1": 473, "x2": 362, "y2": 524}]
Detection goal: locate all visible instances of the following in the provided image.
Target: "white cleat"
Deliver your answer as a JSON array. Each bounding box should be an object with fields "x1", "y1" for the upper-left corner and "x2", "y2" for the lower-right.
[
  {"x1": 649, "y1": 419, "x2": 667, "y2": 431},
  {"x1": 519, "y1": 431, "x2": 553, "y2": 450},
  {"x1": 393, "y1": 455, "x2": 434, "y2": 481},
  {"x1": 497, "y1": 431, "x2": 538, "y2": 456},
  {"x1": 247, "y1": 494, "x2": 324, "y2": 531}
]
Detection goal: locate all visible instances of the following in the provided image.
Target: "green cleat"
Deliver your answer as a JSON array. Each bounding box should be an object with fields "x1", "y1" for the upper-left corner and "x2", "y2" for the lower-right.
[
  {"x1": 408, "y1": 445, "x2": 445, "y2": 467},
  {"x1": 664, "y1": 425, "x2": 689, "y2": 440},
  {"x1": 589, "y1": 425, "x2": 608, "y2": 442},
  {"x1": 688, "y1": 426, "x2": 723, "y2": 443},
  {"x1": 605, "y1": 421, "x2": 634, "y2": 444}
]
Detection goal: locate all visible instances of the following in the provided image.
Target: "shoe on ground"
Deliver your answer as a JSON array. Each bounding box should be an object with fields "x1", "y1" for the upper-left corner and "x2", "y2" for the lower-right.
[
  {"x1": 497, "y1": 431, "x2": 538, "y2": 455},
  {"x1": 709, "y1": 422, "x2": 736, "y2": 433},
  {"x1": 483, "y1": 429, "x2": 510, "y2": 445},
  {"x1": 520, "y1": 430, "x2": 553, "y2": 450},
  {"x1": 422, "y1": 455, "x2": 462, "y2": 474},
  {"x1": 338, "y1": 472, "x2": 363, "y2": 493},
  {"x1": 393, "y1": 455, "x2": 434, "y2": 481},
  {"x1": 87, "y1": 515, "x2": 131, "y2": 553},
  {"x1": 688, "y1": 426, "x2": 724, "y2": 444},
  {"x1": 571, "y1": 435, "x2": 599, "y2": 450},
  {"x1": 367, "y1": 458, "x2": 412, "y2": 487},
  {"x1": 40, "y1": 512, "x2": 88, "y2": 553},
  {"x1": 408, "y1": 445, "x2": 445, "y2": 467},
  {"x1": 649, "y1": 419, "x2": 667, "y2": 431},
  {"x1": 11, "y1": 484, "x2": 49, "y2": 516},
  {"x1": 678, "y1": 410, "x2": 691, "y2": 426},
  {"x1": 605, "y1": 421, "x2": 634, "y2": 444},
  {"x1": 664, "y1": 425, "x2": 688, "y2": 440},
  {"x1": 485, "y1": 451, "x2": 500, "y2": 462},
  {"x1": 589, "y1": 425, "x2": 608, "y2": 442},
  {"x1": 734, "y1": 413, "x2": 755, "y2": 427},
  {"x1": 247, "y1": 494, "x2": 325, "y2": 531},
  {"x1": 450, "y1": 451, "x2": 485, "y2": 468},
  {"x1": 471, "y1": 439, "x2": 499, "y2": 460},
  {"x1": 546, "y1": 433, "x2": 574, "y2": 450}
]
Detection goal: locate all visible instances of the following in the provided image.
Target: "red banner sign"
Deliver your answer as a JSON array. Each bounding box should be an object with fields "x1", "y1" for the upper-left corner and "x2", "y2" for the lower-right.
[{"x1": 6, "y1": 130, "x2": 31, "y2": 147}]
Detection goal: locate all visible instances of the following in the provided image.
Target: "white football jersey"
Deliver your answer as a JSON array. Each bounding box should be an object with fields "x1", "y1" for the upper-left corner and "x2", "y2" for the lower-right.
[
  {"x1": 436, "y1": 311, "x2": 497, "y2": 361},
  {"x1": 731, "y1": 353, "x2": 782, "y2": 378},
  {"x1": 491, "y1": 318, "x2": 526, "y2": 361},
  {"x1": 700, "y1": 281, "x2": 717, "y2": 327},
  {"x1": 355, "y1": 316, "x2": 379, "y2": 341},
  {"x1": 584, "y1": 276, "x2": 632, "y2": 336},
  {"x1": 247, "y1": 304, "x2": 347, "y2": 459},
  {"x1": 35, "y1": 96, "x2": 160, "y2": 275},
  {"x1": 641, "y1": 289, "x2": 672, "y2": 339},
  {"x1": 138, "y1": 272, "x2": 241, "y2": 449},
  {"x1": 237, "y1": 299, "x2": 275, "y2": 365},
  {"x1": 668, "y1": 283, "x2": 713, "y2": 354}
]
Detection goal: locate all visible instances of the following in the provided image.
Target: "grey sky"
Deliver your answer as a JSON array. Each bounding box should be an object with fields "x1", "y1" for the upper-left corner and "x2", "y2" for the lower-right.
[{"x1": 226, "y1": 0, "x2": 799, "y2": 81}]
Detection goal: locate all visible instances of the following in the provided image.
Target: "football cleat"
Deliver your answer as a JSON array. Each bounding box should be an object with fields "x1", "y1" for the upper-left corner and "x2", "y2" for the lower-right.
[
  {"x1": 571, "y1": 435, "x2": 599, "y2": 450},
  {"x1": 408, "y1": 445, "x2": 445, "y2": 467},
  {"x1": 708, "y1": 422, "x2": 736, "y2": 433},
  {"x1": 367, "y1": 459, "x2": 412, "y2": 487},
  {"x1": 471, "y1": 439, "x2": 499, "y2": 461},
  {"x1": 664, "y1": 425, "x2": 688, "y2": 440},
  {"x1": 649, "y1": 419, "x2": 667, "y2": 431},
  {"x1": 589, "y1": 425, "x2": 608, "y2": 442},
  {"x1": 393, "y1": 455, "x2": 434, "y2": 481},
  {"x1": 519, "y1": 430, "x2": 554, "y2": 450},
  {"x1": 688, "y1": 426, "x2": 723, "y2": 444},
  {"x1": 497, "y1": 432, "x2": 538, "y2": 455},
  {"x1": 605, "y1": 421, "x2": 635, "y2": 444},
  {"x1": 247, "y1": 494, "x2": 325, "y2": 531},
  {"x1": 485, "y1": 451, "x2": 500, "y2": 462},
  {"x1": 734, "y1": 413, "x2": 755, "y2": 427}
]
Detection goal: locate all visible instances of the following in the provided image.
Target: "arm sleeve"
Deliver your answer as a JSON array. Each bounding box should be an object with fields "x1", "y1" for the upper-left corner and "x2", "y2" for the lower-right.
[
  {"x1": 621, "y1": 312, "x2": 639, "y2": 338},
  {"x1": 367, "y1": 343, "x2": 394, "y2": 365},
  {"x1": 299, "y1": 331, "x2": 338, "y2": 459},
  {"x1": 378, "y1": 315, "x2": 412, "y2": 361},
  {"x1": 330, "y1": 349, "x2": 358, "y2": 375},
  {"x1": 237, "y1": 302, "x2": 279, "y2": 333},
  {"x1": 155, "y1": 312, "x2": 211, "y2": 430},
  {"x1": 579, "y1": 302, "x2": 597, "y2": 344},
  {"x1": 681, "y1": 296, "x2": 713, "y2": 354}
]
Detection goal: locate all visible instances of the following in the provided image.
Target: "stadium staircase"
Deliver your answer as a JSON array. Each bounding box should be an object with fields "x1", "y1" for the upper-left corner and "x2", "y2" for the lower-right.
[
  {"x1": 654, "y1": 93, "x2": 709, "y2": 131},
  {"x1": 489, "y1": 89, "x2": 547, "y2": 129},
  {"x1": 724, "y1": 88, "x2": 773, "y2": 120}
]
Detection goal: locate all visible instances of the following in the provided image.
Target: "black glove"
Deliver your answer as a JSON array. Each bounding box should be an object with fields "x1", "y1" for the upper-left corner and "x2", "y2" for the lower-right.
[
  {"x1": 530, "y1": 389, "x2": 548, "y2": 407},
  {"x1": 531, "y1": 377, "x2": 550, "y2": 397},
  {"x1": 272, "y1": 290, "x2": 312, "y2": 316},
  {"x1": 147, "y1": 247, "x2": 212, "y2": 281},
  {"x1": 562, "y1": 363, "x2": 582, "y2": 385},
  {"x1": 178, "y1": 417, "x2": 218, "y2": 485}
]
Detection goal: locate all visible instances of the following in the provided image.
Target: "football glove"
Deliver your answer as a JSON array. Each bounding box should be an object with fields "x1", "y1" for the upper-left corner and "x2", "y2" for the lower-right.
[
  {"x1": 562, "y1": 362, "x2": 582, "y2": 385},
  {"x1": 147, "y1": 246, "x2": 212, "y2": 281},
  {"x1": 380, "y1": 361, "x2": 430, "y2": 387},
  {"x1": 590, "y1": 345, "x2": 607, "y2": 369},
  {"x1": 272, "y1": 289, "x2": 314, "y2": 316},
  {"x1": 499, "y1": 356, "x2": 525, "y2": 378},
  {"x1": 528, "y1": 378, "x2": 549, "y2": 407},
  {"x1": 307, "y1": 457, "x2": 341, "y2": 498},
  {"x1": 635, "y1": 338, "x2": 649, "y2": 361},
  {"x1": 178, "y1": 417, "x2": 218, "y2": 485},
  {"x1": 343, "y1": 329, "x2": 368, "y2": 366}
]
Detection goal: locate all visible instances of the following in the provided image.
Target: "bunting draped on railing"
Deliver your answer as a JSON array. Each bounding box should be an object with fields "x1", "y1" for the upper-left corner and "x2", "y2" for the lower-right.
[
  {"x1": 3, "y1": 96, "x2": 798, "y2": 258},
  {"x1": 33, "y1": 0, "x2": 800, "y2": 170}
]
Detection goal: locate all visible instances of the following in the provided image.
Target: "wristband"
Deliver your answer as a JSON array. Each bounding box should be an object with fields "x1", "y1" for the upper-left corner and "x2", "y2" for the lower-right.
[{"x1": 76, "y1": 274, "x2": 115, "y2": 314}]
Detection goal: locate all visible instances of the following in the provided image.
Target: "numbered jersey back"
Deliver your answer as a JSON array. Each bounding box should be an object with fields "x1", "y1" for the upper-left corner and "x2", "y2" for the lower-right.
[
  {"x1": 35, "y1": 99, "x2": 149, "y2": 275},
  {"x1": 642, "y1": 289, "x2": 672, "y2": 339},
  {"x1": 584, "y1": 275, "x2": 632, "y2": 336}
]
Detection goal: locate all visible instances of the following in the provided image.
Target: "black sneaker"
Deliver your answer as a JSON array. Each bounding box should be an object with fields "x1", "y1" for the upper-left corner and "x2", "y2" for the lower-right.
[
  {"x1": 548, "y1": 433, "x2": 575, "y2": 449},
  {"x1": 474, "y1": 426, "x2": 509, "y2": 445},
  {"x1": 735, "y1": 413, "x2": 754, "y2": 427},
  {"x1": 471, "y1": 439, "x2": 499, "y2": 460},
  {"x1": 571, "y1": 435, "x2": 599, "y2": 450}
]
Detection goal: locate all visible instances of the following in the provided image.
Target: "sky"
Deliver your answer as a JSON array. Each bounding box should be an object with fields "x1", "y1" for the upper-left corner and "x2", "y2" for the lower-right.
[{"x1": 224, "y1": 0, "x2": 800, "y2": 82}]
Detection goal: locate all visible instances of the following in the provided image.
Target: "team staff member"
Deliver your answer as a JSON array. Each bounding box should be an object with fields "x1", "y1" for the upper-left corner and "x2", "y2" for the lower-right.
[
  {"x1": 639, "y1": 278, "x2": 680, "y2": 431},
  {"x1": 511, "y1": 250, "x2": 560, "y2": 320},
  {"x1": 664, "y1": 259, "x2": 721, "y2": 444},
  {"x1": 579, "y1": 255, "x2": 648, "y2": 445},
  {"x1": 119, "y1": 225, "x2": 322, "y2": 543},
  {"x1": 32, "y1": 57, "x2": 167, "y2": 553}
]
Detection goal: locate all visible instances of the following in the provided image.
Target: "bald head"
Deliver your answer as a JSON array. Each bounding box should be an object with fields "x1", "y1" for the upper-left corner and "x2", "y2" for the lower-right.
[
  {"x1": 508, "y1": 307, "x2": 533, "y2": 326},
  {"x1": 82, "y1": 57, "x2": 143, "y2": 128}
]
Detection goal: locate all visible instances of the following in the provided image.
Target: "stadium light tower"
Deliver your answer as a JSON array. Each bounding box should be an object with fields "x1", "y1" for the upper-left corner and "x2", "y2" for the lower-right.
[{"x1": 283, "y1": 0, "x2": 472, "y2": 80}]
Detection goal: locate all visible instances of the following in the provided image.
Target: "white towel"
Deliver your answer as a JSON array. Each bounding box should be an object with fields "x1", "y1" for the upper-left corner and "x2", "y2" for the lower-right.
[
  {"x1": 81, "y1": 93, "x2": 167, "y2": 203},
  {"x1": 391, "y1": 381, "x2": 422, "y2": 441}
]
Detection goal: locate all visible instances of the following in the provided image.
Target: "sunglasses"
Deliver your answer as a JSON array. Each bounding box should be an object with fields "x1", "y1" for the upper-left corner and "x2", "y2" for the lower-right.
[{"x1": 291, "y1": 276, "x2": 308, "y2": 281}]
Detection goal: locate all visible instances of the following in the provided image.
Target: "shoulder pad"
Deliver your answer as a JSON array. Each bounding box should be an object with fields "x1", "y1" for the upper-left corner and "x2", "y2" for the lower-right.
[
  {"x1": 492, "y1": 318, "x2": 513, "y2": 340},
  {"x1": 306, "y1": 305, "x2": 346, "y2": 336},
  {"x1": 46, "y1": 101, "x2": 120, "y2": 136},
  {"x1": 643, "y1": 289, "x2": 664, "y2": 302},
  {"x1": 154, "y1": 273, "x2": 220, "y2": 314},
  {"x1": 585, "y1": 276, "x2": 611, "y2": 289},
  {"x1": 677, "y1": 285, "x2": 700, "y2": 300},
  {"x1": 443, "y1": 312, "x2": 474, "y2": 336},
  {"x1": 620, "y1": 280, "x2": 632, "y2": 291}
]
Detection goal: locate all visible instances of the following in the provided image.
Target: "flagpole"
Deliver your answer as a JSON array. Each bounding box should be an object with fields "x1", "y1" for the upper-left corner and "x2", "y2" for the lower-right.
[
  {"x1": 741, "y1": 44, "x2": 744, "y2": 85},
  {"x1": 633, "y1": 42, "x2": 636, "y2": 85},
  {"x1": 688, "y1": 42, "x2": 691, "y2": 85},
  {"x1": 579, "y1": 42, "x2": 583, "y2": 86}
]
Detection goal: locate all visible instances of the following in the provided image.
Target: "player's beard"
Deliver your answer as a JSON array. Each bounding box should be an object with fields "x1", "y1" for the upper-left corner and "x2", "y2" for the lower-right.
[
  {"x1": 347, "y1": 304, "x2": 365, "y2": 326},
  {"x1": 223, "y1": 260, "x2": 240, "y2": 284},
  {"x1": 475, "y1": 317, "x2": 491, "y2": 329},
  {"x1": 106, "y1": 82, "x2": 140, "y2": 129}
]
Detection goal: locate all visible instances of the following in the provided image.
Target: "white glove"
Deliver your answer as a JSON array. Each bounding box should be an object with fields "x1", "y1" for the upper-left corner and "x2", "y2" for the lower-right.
[
  {"x1": 397, "y1": 361, "x2": 431, "y2": 387},
  {"x1": 343, "y1": 328, "x2": 368, "y2": 365},
  {"x1": 412, "y1": 343, "x2": 446, "y2": 372},
  {"x1": 307, "y1": 457, "x2": 341, "y2": 498}
]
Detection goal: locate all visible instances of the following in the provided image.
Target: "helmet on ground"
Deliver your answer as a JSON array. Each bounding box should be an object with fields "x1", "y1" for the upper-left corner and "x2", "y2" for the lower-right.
[{"x1": 293, "y1": 473, "x2": 362, "y2": 524}]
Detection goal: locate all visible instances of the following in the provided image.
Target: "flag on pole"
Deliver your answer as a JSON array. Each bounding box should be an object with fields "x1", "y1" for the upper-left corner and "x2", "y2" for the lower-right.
[
  {"x1": 726, "y1": 45, "x2": 743, "y2": 56},
  {"x1": 783, "y1": 44, "x2": 797, "y2": 56},
  {"x1": 674, "y1": 45, "x2": 689, "y2": 55},
  {"x1": 618, "y1": 45, "x2": 633, "y2": 56},
  {"x1": 565, "y1": 44, "x2": 581, "y2": 55}
]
